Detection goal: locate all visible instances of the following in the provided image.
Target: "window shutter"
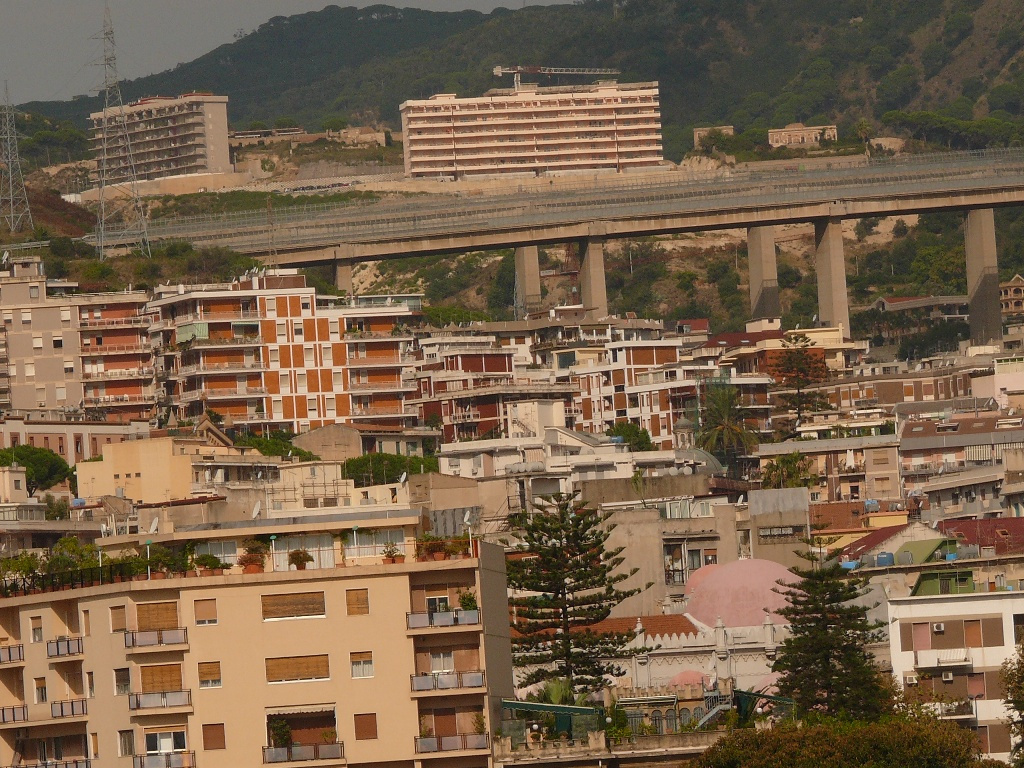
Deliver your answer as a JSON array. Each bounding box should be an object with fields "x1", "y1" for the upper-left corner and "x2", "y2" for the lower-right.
[
  {"x1": 110, "y1": 606, "x2": 127, "y2": 632},
  {"x1": 137, "y1": 602, "x2": 178, "y2": 631},
  {"x1": 350, "y1": 651, "x2": 372, "y2": 663},
  {"x1": 345, "y1": 589, "x2": 369, "y2": 615},
  {"x1": 261, "y1": 592, "x2": 326, "y2": 620},
  {"x1": 140, "y1": 664, "x2": 183, "y2": 693},
  {"x1": 194, "y1": 599, "x2": 217, "y2": 624},
  {"x1": 202, "y1": 724, "x2": 226, "y2": 751},
  {"x1": 198, "y1": 662, "x2": 221, "y2": 685},
  {"x1": 353, "y1": 713, "x2": 378, "y2": 740},
  {"x1": 265, "y1": 655, "x2": 330, "y2": 682}
]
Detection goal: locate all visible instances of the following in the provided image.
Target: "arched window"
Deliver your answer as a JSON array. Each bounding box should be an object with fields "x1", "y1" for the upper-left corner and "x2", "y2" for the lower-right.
[
  {"x1": 650, "y1": 709, "x2": 662, "y2": 734},
  {"x1": 679, "y1": 707, "x2": 691, "y2": 724},
  {"x1": 664, "y1": 709, "x2": 677, "y2": 733},
  {"x1": 693, "y1": 706, "x2": 705, "y2": 723},
  {"x1": 627, "y1": 711, "x2": 643, "y2": 734}
]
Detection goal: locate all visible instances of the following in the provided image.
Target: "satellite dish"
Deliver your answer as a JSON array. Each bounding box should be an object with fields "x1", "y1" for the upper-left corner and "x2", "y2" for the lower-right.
[
  {"x1": 100, "y1": 523, "x2": 108, "y2": 536},
  {"x1": 252, "y1": 500, "x2": 262, "y2": 519},
  {"x1": 148, "y1": 517, "x2": 159, "y2": 534},
  {"x1": 399, "y1": 472, "x2": 408, "y2": 484}
]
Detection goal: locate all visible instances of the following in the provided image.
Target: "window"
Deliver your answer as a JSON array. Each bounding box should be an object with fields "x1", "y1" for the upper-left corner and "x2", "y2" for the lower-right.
[
  {"x1": 350, "y1": 651, "x2": 373, "y2": 678},
  {"x1": 202, "y1": 724, "x2": 226, "y2": 751},
  {"x1": 21, "y1": 310, "x2": 30, "y2": 325},
  {"x1": 194, "y1": 541, "x2": 237, "y2": 566},
  {"x1": 346, "y1": 589, "x2": 369, "y2": 616},
  {"x1": 60, "y1": 307, "x2": 71, "y2": 323},
  {"x1": 293, "y1": 322, "x2": 304, "y2": 339},
  {"x1": 427, "y1": 594, "x2": 450, "y2": 614},
  {"x1": 114, "y1": 668, "x2": 131, "y2": 696},
  {"x1": 307, "y1": 397, "x2": 317, "y2": 417},
  {"x1": 30, "y1": 616, "x2": 42, "y2": 643},
  {"x1": 53, "y1": 337, "x2": 63, "y2": 349},
  {"x1": 276, "y1": 321, "x2": 287, "y2": 343},
  {"x1": 353, "y1": 713, "x2": 378, "y2": 740},
  {"x1": 64, "y1": 360, "x2": 74, "y2": 374},
  {"x1": 24, "y1": 362, "x2": 34, "y2": 378},
  {"x1": 87, "y1": 671, "x2": 95, "y2": 698},
  {"x1": 32, "y1": 336, "x2": 42, "y2": 350},
  {"x1": 198, "y1": 662, "x2": 222, "y2": 688},
  {"x1": 141, "y1": 664, "x2": 183, "y2": 693},
  {"x1": 145, "y1": 731, "x2": 186, "y2": 755},
  {"x1": 265, "y1": 655, "x2": 330, "y2": 683},
  {"x1": 137, "y1": 602, "x2": 179, "y2": 632},
  {"x1": 119, "y1": 730, "x2": 135, "y2": 757},
  {"x1": 430, "y1": 650, "x2": 454, "y2": 673},
  {"x1": 28, "y1": 286, "x2": 39, "y2": 300},
  {"x1": 262, "y1": 592, "x2": 326, "y2": 620},
  {"x1": 110, "y1": 605, "x2": 127, "y2": 632},
  {"x1": 194, "y1": 599, "x2": 218, "y2": 626},
  {"x1": 34, "y1": 677, "x2": 47, "y2": 703}
]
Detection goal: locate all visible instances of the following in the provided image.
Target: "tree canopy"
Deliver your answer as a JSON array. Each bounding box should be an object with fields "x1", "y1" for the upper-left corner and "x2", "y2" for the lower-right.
[
  {"x1": 606, "y1": 422, "x2": 655, "y2": 452},
  {"x1": 342, "y1": 453, "x2": 438, "y2": 487},
  {"x1": 696, "y1": 382, "x2": 758, "y2": 465},
  {"x1": 761, "y1": 452, "x2": 816, "y2": 489},
  {"x1": 0, "y1": 445, "x2": 73, "y2": 496}
]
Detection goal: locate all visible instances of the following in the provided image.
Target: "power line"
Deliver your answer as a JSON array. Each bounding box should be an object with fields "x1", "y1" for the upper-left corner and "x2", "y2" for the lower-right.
[{"x1": 0, "y1": 81, "x2": 32, "y2": 234}]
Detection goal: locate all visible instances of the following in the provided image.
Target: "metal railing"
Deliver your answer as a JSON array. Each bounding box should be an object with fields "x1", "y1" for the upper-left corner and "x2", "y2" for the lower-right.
[
  {"x1": 81, "y1": 367, "x2": 155, "y2": 381},
  {"x1": 0, "y1": 706, "x2": 26, "y2": 723},
  {"x1": 128, "y1": 690, "x2": 192, "y2": 710},
  {"x1": 665, "y1": 569, "x2": 686, "y2": 586},
  {"x1": 0, "y1": 562, "x2": 135, "y2": 597},
  {"x1": 263, "y1": 743, "x2": 345, "y2": 763},
  {"x1": 0, "y1": 645, "x2": 23, "y2": 664},
  {"x1": 406, "y1": 609, "x2": 480, "y2": 629},
  {"x1": 50, "y1": 698, "x2": 88, "y2": 718},
  {"x1": 414, "y1": 734, "x2": 489, "y2": 753},
  {"x1": 46, "y1": 636, "x2": 84, "y2": 658},
  {"x1": 411, "y1": 670, "x2": 485, "y2": 691},
  {"x1": 4, "y1": 761, "x2": 91, "y2": 768},
  {"x1": 125, "y1": 628, "x2": 188, "y2": 648},
  {"x1": 132, "y1": 752, "x2": 195, "y2": 768}
]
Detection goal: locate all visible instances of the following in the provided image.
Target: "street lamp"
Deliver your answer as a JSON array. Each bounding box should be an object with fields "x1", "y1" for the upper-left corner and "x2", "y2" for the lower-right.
[
  {"x1": 145, "y1": 540, "x2": 152, "y2": 580},
  {"x1": 269, "y1": 535, "x2": 277, "y2": 571}
]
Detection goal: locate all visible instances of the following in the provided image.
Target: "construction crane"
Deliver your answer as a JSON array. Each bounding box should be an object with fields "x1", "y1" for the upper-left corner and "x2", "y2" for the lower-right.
[{"x1": 492, "y1": 66, "x2": 621, "y2": 89}]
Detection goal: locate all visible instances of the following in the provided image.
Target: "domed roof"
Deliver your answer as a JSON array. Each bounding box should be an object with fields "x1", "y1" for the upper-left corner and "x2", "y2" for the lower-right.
[
  {"x1": 685, "y1": 559, "x2": 792, "y2": 628},
  {"x1": 668, "y1": 669, "x2": 708, "y2": 687}
]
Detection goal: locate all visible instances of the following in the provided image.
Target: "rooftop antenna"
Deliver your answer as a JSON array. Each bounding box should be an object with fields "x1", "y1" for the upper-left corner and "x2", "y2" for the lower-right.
[
  {"x1": 0, "y1": 81, "x2": 33, "y2": 234},
  {"x1": 93, "y1": 4, "x2": 151, "y2": 260}
]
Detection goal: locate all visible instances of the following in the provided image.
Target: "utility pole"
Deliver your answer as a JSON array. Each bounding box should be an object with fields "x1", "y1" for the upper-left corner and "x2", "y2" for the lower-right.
[
  {"x1": 0, "y1": 81, "x2": 32, "y2": 234},
  {"x1": 94, "y1": 4, "x2": 151, "y2": 260}
]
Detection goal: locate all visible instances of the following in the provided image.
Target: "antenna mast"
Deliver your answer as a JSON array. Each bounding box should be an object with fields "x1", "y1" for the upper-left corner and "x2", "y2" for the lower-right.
[
  {"x1": 0, "y1": 81, "x2": 32, "y2": 234},
  {"x1": 94, "y1": 5, "x2": 151, "y2": 259}
]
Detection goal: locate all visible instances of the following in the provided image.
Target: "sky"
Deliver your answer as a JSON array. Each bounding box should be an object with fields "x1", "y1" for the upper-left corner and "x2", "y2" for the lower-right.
[{"x1": 0, "y1": 0, "x2": 525, "y2": 105}]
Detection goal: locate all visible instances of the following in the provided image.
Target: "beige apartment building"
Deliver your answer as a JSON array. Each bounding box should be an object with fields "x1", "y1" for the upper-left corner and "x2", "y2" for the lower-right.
[
  {"x1": 90, "y1": 93, "x2": 231, "y2": 184},
  {"x1": 0, "y1": 539, "x2": 512, "y2": 768},
  {"x1": 400, "y1": 81, "x2": 663, "y2": 178}
]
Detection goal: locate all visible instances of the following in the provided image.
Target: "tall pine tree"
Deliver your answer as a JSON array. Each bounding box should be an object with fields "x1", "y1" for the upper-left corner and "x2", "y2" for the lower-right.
[
  {"x1": 773, "y1": 538, "x2": 893, "y2": 720},
  {"x1": 507, "y1": 492, "x2": 649, "y2": 695}
]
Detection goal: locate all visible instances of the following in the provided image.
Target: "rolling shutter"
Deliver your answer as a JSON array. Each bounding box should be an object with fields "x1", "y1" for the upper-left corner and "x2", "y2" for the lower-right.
[
  {"x1": 141, "y1": 664, "x2": 182, "y2": 693},
  {"x1": 261, "y1": 592, "x2": 326, "y2": 620},
  {"x1": 353, "y1": 713, "x2": 378, "y2": 740},
  {"x1": 194, "y1": 599, "x2": 217, "y2": 624},
  {"x1": 110, "y1": 606, "x2": 126, "y2": 632},
  {"x1": 265, "y1": 655, "x2": 330, "y2": 682},
  {"x1": 202, "y1": 724, "x2": 226, "y2": 751},
  {"x1": 137, "y1": 602, "x2": 178, "y2": 631},
  {"x1": 198, "y1": 662, "x2": 221, "y2": 685},
  {"x1": 345, "y1": 589, "x2": 369, "y2": 616}
]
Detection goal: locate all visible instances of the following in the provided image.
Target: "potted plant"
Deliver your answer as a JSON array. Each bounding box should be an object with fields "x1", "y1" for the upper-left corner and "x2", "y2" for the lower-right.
[
  {"x1": 268, "y1": 717, "x2": 292, "y2": 749},
  {"x1": 458, "y1": 589, "x2": 478, "y2": 611},
  {"x1": 194, "y1": 554, "x2": 225, "y2": 576},
  {"x1": 448, "y1": 534, "x2": 471, "y2": 559},
  {"x1": 381, "y1": 541, "x2": 400, "y2": 564},
  {"x1": 238, "y1": 539, "x2": 269, "y2": 574},
  {"x1": 417, "y1": 534, "x2": 447, "y2": 561},
  {"x1": 288, "y1": 549, "x2": 314, "y2": 571}
]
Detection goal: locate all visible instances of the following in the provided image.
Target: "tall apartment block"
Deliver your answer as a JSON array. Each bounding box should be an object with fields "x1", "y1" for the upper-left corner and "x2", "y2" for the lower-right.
[
  {"x1": 400, "y1": 81, "x2": 663, "y2": 178},
  {"x1": 89, "y1": 94, "x2": 231, "y2": 184}
]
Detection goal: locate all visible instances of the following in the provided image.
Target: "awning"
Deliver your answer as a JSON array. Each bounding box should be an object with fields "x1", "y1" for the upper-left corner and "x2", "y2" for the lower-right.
[{"x1": 265, "y1": 704, "x2": 336, "y2": 716}]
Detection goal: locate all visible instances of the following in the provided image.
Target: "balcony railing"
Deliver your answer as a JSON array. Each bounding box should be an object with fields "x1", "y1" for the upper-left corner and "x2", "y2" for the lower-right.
[
  {"x1": 411, "y1": 670, "x2": 485, "y2": 691},
  {"x1": 50, "y1": 698, "x2": 88, "y2": 718},
  {"x1": 3, "y1": 760, "x2": 91, "y2": 768},
  {"x1": 406, "y1": 609, "x2": 480, "y2": 629},
  {"x1": 81, "y1": 367, "x2": 155, "y2": 381},
  {"x1": 179, "y1": 387, "x2": 266, "y2": 402},
  {"x1": 931, "y1": 699, "x2": 975, "y2": 718},
  {"x1": 132, "y1": 752, "x2": 195, "y2": 768},
  {"x1": 125, "y1": 628, "x2": 188, "y2": 648},
  {"x1": 665, "y1": 569, "x2": 686, "y2": 586},
  {"x1": 0, "y1": 645, "x2": 24, "y2": 664},
  {"x1": 450, "y1": 410, "x2": 481, "y2": 423},
  {"x1": 79, "y1": 316, "x2": 151, "y2": 328},
  {"x1": 129, "y1": 690, "x2": 192, "y2": 710},
  {"x1": 46, "y1": 636, "x2": 84, "y2": 658},
  {"x1": 0, "y1": 706, "x2": 27, "y2": 723},
  {"x1": 263, "y1": 742, "x2": 345, "y2": 763},
  {"x1": 414, "y1": 734, "x2": 489, "y2": 753},
  {"x1": 191, "y1": 335, "x2": 262, "y2": 347}
]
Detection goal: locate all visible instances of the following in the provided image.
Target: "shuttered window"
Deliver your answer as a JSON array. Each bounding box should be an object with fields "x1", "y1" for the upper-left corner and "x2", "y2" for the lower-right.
[
  {"x1": 346, "y1": 589, "x2": 369, "y2": 616},
  {"x1": 198, "y1": 662, "x2": 222, "y2": 688},
  {"x1": 194, "y1": 599, "x2": 217, "y2": 626},
  {"x1": 265, "y1": 655, "x2": 330, "y2": 683},
  {"x1": 110, "y1": 606, "x2": 127, "y2": 632},
  {"x1": 354, "y1": 713, "x2": 378, "y2": 740},
  {"x1": 202, "y1": 724, "x2": 226, "y2": 751},
  {"x1": 261, "y1": 592, "x2": 326, "y2": 620},
  {"x1": 141, "y1": 664, "x2": 183, "y2": 693},
  {"x1": 137, "y1": 602, "x2": 178, "y2": 631},
  {"x1": 350, "y1": 651, "x2": 373, "y2": 678}
]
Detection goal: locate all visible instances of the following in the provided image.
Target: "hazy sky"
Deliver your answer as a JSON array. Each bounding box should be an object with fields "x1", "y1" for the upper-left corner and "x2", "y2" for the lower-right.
[{"x1": 1, "y1": 0, "x2": 521, "y2": 105}]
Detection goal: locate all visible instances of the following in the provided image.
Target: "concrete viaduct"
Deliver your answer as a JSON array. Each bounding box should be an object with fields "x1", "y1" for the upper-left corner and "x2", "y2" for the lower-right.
[{"x1": 141, "y1": 148, "x2": 1024, "y2": 343}]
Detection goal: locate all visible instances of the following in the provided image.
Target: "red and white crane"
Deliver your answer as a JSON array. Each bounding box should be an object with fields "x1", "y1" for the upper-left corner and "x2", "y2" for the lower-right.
[{"x1": 492, "y1": 65, "x2": 621, "y2": 89}]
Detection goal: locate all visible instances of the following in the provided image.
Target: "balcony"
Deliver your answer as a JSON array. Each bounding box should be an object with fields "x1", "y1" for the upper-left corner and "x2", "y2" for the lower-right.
[
  {"x1": 128, "y1": 690, "x2": 192, "y2": 711},
  {"x1": 82, "y1": 393, "x2": 154, "y2": 407},
  {"x1": 449, "y1": 410, "x2": 481, "y2": 424},
  {"x1": 837, "y1": 462, "x2": 866, "y2": 476},
  {"x1": 79, "y1": 316, "x2": 151, "y2": 328},
  {"x1": 81, "y1": 342, "x2": 151, "y2": 355},
  {"x1": 414, "y1": 734, "x2": 489, "y2": 754},
  {"x1": 665, "y1": 569, "x2": 686, "y2": 586},
  {"x1": 263, "y1": 743, "x2": 345, "y2": 763},
  {"x1": 179, "y1": 387, "x2": 266, "y2": 402},
  {"x1": 46, "y1": 636, "x2": 84, "y2": 658},
  {"x1": 0, "y1": 706, "x2": 27, "y2": 724},
  {"x1": 0, "y1": 645, "x2": 24, "y2": 665},
  {"x1": 914, "y1": 647, "x2": 971, "y2": 669},
  {"x1": 81, "y1": 367, "x2": 155, "y2": 381},
  {"x1": 50, "y1": 698, "x2": 87, "y2": 718},
  {"x1": 177, "y1": 361, "x2": 266, "y2": 376},
  {"x1": 133, "y1": 753, "x2": 195, "y2": 768},
  {"x1": 411, "y1": 670, "x2": 485, "y2": 693},
  {"x1": 406, "y1": 609, "x2": 480, "y2": 630},
  {"x1": 191, "y1": 335, "x2": 262, "y2": 348},
  {"x1": 2, "y1": 761, "x2": 91, "y2": 768},
  {"x1": 929, "y1": 699, "x2": 975, "y2": 719},
  {"x1": 125, "y1": 628, "x2": 188, "y2": 650}
]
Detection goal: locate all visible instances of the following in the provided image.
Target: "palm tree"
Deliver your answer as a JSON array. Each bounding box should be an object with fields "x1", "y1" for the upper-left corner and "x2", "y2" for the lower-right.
[{"x1": 696, "y1": 382, "x2": 759, "y2": 466}]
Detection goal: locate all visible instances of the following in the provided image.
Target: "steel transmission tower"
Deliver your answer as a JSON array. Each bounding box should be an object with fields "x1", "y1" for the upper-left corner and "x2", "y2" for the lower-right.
[
  {"x1": 94, "y1": 5, "x2": 151, "y2": 259},
  {"x1": 0, "y1": 81, "x2": 33, "y2": 234}
]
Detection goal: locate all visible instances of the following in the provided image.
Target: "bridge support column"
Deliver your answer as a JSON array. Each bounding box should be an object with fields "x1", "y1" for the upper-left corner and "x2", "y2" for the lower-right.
[
  {"x1": 514, "y1": 245, "x2": 542, "y2": 319},
  {"x1": 334, "y1": 262, "x2": 353, "y2": 294},
  {"x1": 966, "y1": 208, "x2": 1002, "y2": 345},
  {"x1": 579, "y1": 238, "x2": 608, "y2": 319},
  {"x1": 747, "y1": 225, "x2": 781, "y2": 320},
  {"x1": 814, "y1": 218, "x2": 850, "y2": 337}
]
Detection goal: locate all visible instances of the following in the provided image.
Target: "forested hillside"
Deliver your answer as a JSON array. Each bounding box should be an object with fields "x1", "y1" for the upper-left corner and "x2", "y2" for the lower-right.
[{"x1": 20, "y1": 0, "x2": 1024, "y2": 160}]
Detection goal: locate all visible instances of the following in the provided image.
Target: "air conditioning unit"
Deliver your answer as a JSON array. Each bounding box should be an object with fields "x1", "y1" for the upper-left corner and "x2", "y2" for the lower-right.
[
  {"x1": 932, "y1": 622, "x2": 945, "y2": 633},
  {"x1": 905, "y1": 675, "x2": 918, "y2": 686},
  {"x1": 942, "y1": 671, "x2": 955, "y2": 682}
]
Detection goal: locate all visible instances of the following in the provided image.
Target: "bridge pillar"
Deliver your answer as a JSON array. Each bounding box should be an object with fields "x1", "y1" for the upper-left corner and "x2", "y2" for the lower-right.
[
  {"x1": 334, "y1": 262, "x2": 353, "y2": 295},
  {"x1": 747, "y1": 225, "x2": 781, "y2": 320},
  {"x1": 579, "y1": 238, "x2": 609, "y2": 319},
  {"x1": 965, "y1": 208, "x2": 1002, "y2": 345},
  {"x1": 814, "y1": 218, "x2": 850, "y2": 337},
  {"x1": 514, "y1": 245, "x2": 542, "y2": 319}
]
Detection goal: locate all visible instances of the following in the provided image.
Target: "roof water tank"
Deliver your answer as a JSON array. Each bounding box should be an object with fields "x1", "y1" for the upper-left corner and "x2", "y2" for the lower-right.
[
  {"x1": 897, "y1": 551, "x2": 914, "y2": 565},
  {"x1": 876, "y1": 552, "x2": 895, "y2": 567}
]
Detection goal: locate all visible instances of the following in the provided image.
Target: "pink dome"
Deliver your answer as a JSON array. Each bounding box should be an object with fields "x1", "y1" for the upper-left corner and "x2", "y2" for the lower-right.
[
  {"x1": 682, "y1": 562, "x2": 720, "y2": 597},
  {"x1": 668, "y1": 669, "x2": 708, "y2": 687},
  {"x1": 685, "y1": 559, "x2": 792, "y2": 628}
]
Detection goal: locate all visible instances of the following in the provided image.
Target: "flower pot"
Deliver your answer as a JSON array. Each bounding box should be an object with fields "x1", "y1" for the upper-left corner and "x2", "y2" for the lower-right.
[
  {"x1": 184, "y1": 571, "x2": 197, "y2": 578},
  {"x1": 132, "y1": 575, "x2": 146, "y2": 582},
  {"x1": 432, "y1": 552, "x2": 447, "y2": 561},
  {"x1": 150, "y1": 572, "x2": 167, "y2": 580},
  {"x1": 394, "y1": 555, "x2": 406, "y2": 564},
  {"x1": 382, "y1": 557, "x2": 396, "y2": 565},
  {"x1": 294, "y1": 562, "x2": 307, "y2": 571},
  {"x1": 199, "y1": 569, "x2": 214, "y2": 577},
  {"x1": 213, "y1": 568, "x2": 225, "y2": 576},
  {"x1": 243, "y1": 564, "x2": 263, "y2": 574}
]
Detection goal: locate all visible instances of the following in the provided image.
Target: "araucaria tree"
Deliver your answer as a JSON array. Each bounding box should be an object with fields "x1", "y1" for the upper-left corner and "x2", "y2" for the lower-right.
[
  {"x1": 769, "y1": 334, "x2": 829, "y2": 437},
  {"x1": 773, "y1": 544, "x2": 892, "y2": 720},
  {"x1": 507, "y1": 492, "x2": 649, "y2": 695}
]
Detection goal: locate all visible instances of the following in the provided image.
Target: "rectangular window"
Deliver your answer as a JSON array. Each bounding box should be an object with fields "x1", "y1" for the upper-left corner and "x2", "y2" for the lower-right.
[
  {"x1": 354, "y1": 713, "x2": 378, "y2": 740},
  {"x1": 64, "y1": 360, "x2": 74, "y2": 374},
  {"x1": 60, "y1": 307, "x2": 71, "y2": 323},
  {"x1": 145, "y1": 731, "x2": 186, "y2": 755},
  {"x1": 114, "y1": 668, "x2": 130, "y2": 696},
  {"x1": 87, "y1": 671, "x2": 95, "y2": 698},
  {"x1": 32, "y1": 336, "x2": 42, "y2": 350},
  {"x1": 261, "y1": 592, "x2": 326, "y2": 620},
  {"x1": 30, "y1": 616, "x2": 42, "y2": 643},
  {"x1": 110, "y1": 606, "x2": 127, "y2": 632},
  {"x1": 118, "y1": 730, "x2": 135, "y2": 757},
  {"x1": 265, "y1": 655, "x2": 330, "y2": 683},
  {"x1": 194, "y1": 599, "x2": 218, "y2": 626},
  {"x1": 276, "y1": 321, "x2": 287, "y2": 343},
  {"x1": 307, "y1": 396, "x2": 317, "y2": 417},
  {"x1": 198, "y1": 661, "x2": 222, "y2": 689},
  {"x1": 21, "y1": 310, "x2": 30, "y2": 325},
  {"x1": 350, "y1": 651, "x2": 374, "y2": 678},
  {"x1": 430, "y1": 650, "x2": 455, "y2": 673},
  {"x1": 346, "y1": 588, "x2": 369, "y2": 616},
  {"x1": 202, "y1": 724, "x2": 226, "y2": 751},
  {"x1": 34, "y1": 677, "x2": 46, "y2": 703},
  {"x1": 137, "y1": 602, "x2": 179, "y2": 632},
  {"x1": 140, "y1": 663, "x2": 183, "y2": 693},
  {"x1": 24, "y1": 362, "x2": 34, "y2": 378}
]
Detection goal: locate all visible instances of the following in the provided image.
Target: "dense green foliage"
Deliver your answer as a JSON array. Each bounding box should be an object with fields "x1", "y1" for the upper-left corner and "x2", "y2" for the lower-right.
[
  {"x1": 342, "y1": 453, "x2": 438, "y2": 487},
  {"x1": 696, "y1": 382, "x2": 758, "y2": 466},
  {"x1": 0, "y1": 446, "x2": 73, "y2": 495},
  {"x1": 1002, "y1": 643, "x2": 1024, "y2": 767},
  {"x1": 606, "y1": 422, "x2": 655, "y2": 451},
  {"x1": 233, "y1": 430, "x2": 319, "y2": 462},
  {"x1": 760, "y1": 452, "x2": 815, "y2": 489}
]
